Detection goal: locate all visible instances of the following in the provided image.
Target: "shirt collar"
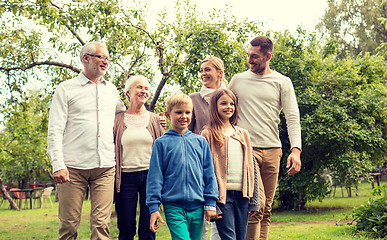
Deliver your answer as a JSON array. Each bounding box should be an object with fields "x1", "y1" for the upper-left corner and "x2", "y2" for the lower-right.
[{"x1": 79, "y1": 72, "x2": 107, "y2": 85}]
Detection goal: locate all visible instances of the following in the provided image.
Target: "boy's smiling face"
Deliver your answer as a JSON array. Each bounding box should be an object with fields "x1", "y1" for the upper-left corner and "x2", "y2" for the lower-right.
[{"x1": 165, "y1": 103, "x2": 193, "y2": 135}]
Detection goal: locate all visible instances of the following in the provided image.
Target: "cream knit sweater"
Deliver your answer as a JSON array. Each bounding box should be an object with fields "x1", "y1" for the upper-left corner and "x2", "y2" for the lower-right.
[{"x1": 229, "y1": 70, "x2": 301, "y2": 150}]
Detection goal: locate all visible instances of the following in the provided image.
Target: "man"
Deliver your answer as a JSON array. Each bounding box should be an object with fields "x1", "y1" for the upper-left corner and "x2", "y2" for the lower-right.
[
  {"x1": 47, "y1": 42, "x2": 126, "y2": 239},
  {"x1": 229, "y1": 36, "x2": 302, "y2": 240}
]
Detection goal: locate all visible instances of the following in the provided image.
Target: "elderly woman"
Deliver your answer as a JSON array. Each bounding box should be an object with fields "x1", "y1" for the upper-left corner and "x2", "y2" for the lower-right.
[
  {"x1": 113, "y1": 75, "x2": 164, "y2": 240},
  {"x1": 188, "y1": 56, "x2": 227, "y2": 240}
]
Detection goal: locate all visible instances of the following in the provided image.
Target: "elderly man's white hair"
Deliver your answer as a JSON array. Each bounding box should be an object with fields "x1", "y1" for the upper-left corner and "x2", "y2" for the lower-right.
[
  {"x1": 79, "y1": 42, "x2": 107, "y2": 64},
  {"x1": 124, "y1": 75, "x2": 150, "y2": 101}
]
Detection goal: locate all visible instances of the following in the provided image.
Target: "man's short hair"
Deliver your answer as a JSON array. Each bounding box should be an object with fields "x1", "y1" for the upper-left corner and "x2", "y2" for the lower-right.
[
  {"x1": 79, "y1": 42, "x2": 107, "y2": 64},
  {"x1": 165, "y1": 92, "x2": 192, "y2": 113},
  {"x1": 250, "y1": 36, "x2": 273, "y2": 55}
]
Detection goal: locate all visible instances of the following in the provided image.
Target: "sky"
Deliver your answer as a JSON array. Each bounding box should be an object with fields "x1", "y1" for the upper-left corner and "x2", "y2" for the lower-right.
[{"x1": 145, "y1": 0, "x2": 328, "y2": 33}]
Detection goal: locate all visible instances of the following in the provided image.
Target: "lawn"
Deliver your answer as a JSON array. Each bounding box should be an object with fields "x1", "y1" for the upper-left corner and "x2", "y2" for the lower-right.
[{"x1": 0, "y1": 180, "x2": 385, "y2": 239}]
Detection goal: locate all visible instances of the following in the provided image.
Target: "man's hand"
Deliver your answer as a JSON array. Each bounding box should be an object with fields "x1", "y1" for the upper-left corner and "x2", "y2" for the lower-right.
[
  {"x1": 205, "y1": 210, "x2": 219, "y2": 221},
  {"x1": 53, "y1": 169, "x2": 70, "y2": 184},
  {"x1": 149, "y1": 212, "x2": 165, "y2": 233},
  {"x1": 286, "y1": 148, "x2": 301, "y2": 176},
  {"x1": 159, "y1": 113, "x2": 167, "y2": 129}
]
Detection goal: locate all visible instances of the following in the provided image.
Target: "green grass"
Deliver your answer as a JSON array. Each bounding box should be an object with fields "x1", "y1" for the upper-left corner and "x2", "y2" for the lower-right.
[
  {"x1": 267, "y1": 180, "x2": 386, "y2": 240},
  {"x1": 0, "y1": 195, "x2": 172, "y2": 240},
  {"x1": 0, "y1": 180, "x2": 385, "y2": 239}
]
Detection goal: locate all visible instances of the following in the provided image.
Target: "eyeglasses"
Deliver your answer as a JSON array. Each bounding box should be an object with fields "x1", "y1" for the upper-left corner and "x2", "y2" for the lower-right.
[{"x1": 86, "y1": 54, "x2": 111, "y2": 63}]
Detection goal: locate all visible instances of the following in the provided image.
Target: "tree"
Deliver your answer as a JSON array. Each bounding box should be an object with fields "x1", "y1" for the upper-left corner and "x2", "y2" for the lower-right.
[
  {"x1": 377, "y1": 0, "x2": 387, "y2": 58},
  {"x1": 0, "y1": 176, "x2": 19, "y2": 210},
  {"x1": 0, "y1": 0, "x2": 259, "y2": 111},
  {"x1": 0, "y1": 91, "x2": 51, "y2": 188},
  {"x1": 270, "y1": 30, "x2": 387, "y2": 209},
  {"x1": 0, "y1": 0, "x2": 260, "y2": 192},
  {"x1": 317, "y1": 0, "x2": 387, "y2": 58}
]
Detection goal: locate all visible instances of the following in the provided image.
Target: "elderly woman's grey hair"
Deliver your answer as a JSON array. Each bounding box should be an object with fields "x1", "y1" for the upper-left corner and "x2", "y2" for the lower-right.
[
  {"x1": 79, "y1": 42, "x2": 107, "y2": 64},
  {"x1": 124, "y1": 75, "x2": 150, "y2": 102}
]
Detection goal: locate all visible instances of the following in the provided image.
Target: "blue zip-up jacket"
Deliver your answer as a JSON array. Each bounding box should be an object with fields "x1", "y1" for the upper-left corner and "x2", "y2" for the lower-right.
[{"x1": 146, "y1": 129, "x2": 218, "y2": 213}]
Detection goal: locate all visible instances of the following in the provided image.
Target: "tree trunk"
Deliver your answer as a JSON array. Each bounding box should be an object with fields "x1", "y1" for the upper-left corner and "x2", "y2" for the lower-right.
[{"x1": 0, "y1": 176, "x2": 20, "y2": 210}]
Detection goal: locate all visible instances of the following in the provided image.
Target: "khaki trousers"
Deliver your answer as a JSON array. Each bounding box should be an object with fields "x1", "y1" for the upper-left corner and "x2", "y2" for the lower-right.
[
  {"x1": 246, "y1": 148, "x2": 282, "y2": 240},
  {"x1": 57, "y1": 167, "x2": 115, "y2": 240}
]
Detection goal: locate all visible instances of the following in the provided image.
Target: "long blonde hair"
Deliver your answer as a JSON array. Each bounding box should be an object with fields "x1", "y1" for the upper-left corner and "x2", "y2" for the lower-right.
[{"x1": 201, "y1": 56, "x2": 228, "y2": 87}]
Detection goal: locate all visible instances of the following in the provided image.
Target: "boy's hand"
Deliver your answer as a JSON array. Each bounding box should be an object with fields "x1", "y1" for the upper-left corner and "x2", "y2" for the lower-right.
[
  {"x1": 149, "y1": 212, "x2": 165, "y2": 233},
  {"x1": 204, "y1": 210, "x2": 219, "y2": 221}
]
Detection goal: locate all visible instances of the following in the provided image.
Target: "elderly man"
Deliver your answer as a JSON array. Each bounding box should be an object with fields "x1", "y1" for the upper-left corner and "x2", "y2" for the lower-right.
[
  {"x1": 229, "y1": 36, "x2": 302, "y2": 240},
  {"x1": 47, "y1": 42, "x2": 126, "y2": 239}
]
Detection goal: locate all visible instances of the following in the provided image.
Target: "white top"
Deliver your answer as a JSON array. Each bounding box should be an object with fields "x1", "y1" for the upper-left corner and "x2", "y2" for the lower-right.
[
  {"x1": 224, "y1": 128, "x2": 243, "y2": 191},
  {"x1": 46, "y1": 72, "x2": 126, "y2": 172},
  {"x1": 121, "y1": 112, "x2": 153, "y2": 172},
  {"x1": 229, "y1": 70, "x2": 301, "y2": 150}
]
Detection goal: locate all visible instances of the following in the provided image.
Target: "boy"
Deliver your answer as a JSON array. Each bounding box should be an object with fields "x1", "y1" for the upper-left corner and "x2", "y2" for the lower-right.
[{"x1": 146, "y1": 92, "x2": 219, "y2": 240}]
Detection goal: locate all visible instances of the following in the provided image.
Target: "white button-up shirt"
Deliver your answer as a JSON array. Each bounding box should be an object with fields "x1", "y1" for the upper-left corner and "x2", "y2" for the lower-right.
[{"x1": 47, "y1": 73, "x2": 126, "y2": 173}]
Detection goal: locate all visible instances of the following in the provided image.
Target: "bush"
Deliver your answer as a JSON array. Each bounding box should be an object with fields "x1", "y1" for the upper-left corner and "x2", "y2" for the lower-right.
[{"x1": 351, "y1": 185, "x2": 387, "y2": 238}]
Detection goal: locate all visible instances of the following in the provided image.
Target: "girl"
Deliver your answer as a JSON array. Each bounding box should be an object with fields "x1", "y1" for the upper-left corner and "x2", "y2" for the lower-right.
[{"x1": 201, "y1": 88, "x2": 259, "y2": 240}]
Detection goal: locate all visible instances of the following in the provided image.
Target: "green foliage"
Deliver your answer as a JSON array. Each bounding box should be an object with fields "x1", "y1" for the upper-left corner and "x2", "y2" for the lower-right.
[
  {"x1": 1, "y1": 0, "x2": 387, "y2": 212},
  {"x1": 0, "y1": 91, "x2": 51, "y2": 188},
  {"x1": 317, "y1": 0, "x2": 387, "y2": 58},
  {"x1": 272, "y1": 30, "x2": 387, "y2": 210},
  {"x1": 0, "y1": 0, "x2": 260, "y2": 111},
  {"x1": 0, "y1": 0, "x2": 260, "y2": 186},
  {"x1": 351, "y1": 185, "x2": 387, "y2": 238}
]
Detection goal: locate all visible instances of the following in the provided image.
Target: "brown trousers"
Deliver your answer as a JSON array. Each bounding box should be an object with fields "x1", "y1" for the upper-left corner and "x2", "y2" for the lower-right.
[
  {"x1": 57, "y1": 167, "x2": 115, "y2": 240},
  {"x1": 246, "y1": 148, "x2": 282, "y2": 240}
]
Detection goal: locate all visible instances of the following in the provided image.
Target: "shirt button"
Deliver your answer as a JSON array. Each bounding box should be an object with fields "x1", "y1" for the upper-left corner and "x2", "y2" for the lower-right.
[{"x1": 221, "y1": 176, "x2": 224, "y2": 179}]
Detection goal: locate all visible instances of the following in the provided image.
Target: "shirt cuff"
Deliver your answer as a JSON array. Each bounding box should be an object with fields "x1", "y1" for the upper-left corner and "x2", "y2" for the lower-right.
[
  {"x1": 204, "y1": 205, "x2": 216, "y2": 211},
  {"x1": 52, "y1": 161, "x2": 67, "y2": 173},
  {"x1": 148, "y1": 204, "x2": 160, "y2": 214}
]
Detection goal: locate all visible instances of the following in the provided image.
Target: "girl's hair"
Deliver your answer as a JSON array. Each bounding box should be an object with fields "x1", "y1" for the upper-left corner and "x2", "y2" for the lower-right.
[
  {"x1": 206, "y1": 88, "x2": 238, "y2": 146},
  {"x1": 201, "y1": 56, "x2": 228, "y2": 87}
]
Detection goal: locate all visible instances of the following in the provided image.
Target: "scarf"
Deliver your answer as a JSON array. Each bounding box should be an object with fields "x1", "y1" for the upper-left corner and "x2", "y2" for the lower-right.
[{"x1": 199, "y1": 81, "x2": 227, "y2": 103}]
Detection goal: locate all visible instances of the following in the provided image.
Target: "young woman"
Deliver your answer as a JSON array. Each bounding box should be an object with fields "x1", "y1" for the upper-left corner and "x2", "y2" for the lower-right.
[
  {"x1": 201, "y1": 89, "x2": 259, "y2": 240},
  {"x1": 188, "y1": 56, "x2": 228, "y2": 134}
]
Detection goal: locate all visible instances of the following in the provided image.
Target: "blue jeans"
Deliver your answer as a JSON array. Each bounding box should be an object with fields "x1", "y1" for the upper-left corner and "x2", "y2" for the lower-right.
[
  {"x1": 115, "y1": 170, "x2": 155, "y2": 240},
  {"x1": 215, "y1": 190, "x2": 249, "y2": 240}
]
